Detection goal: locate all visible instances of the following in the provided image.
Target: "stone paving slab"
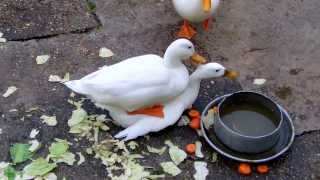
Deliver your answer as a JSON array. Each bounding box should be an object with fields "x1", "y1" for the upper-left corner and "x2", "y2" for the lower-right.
[
  {"x1": 0, "y1": 0, "x2": 99, "y2": 40},
  {"x1": 193, "y1": 0, "x2": 320, "y2": 134},
  {"x1": 94, "y1": 0, "x2": 180, "y2": 36}
]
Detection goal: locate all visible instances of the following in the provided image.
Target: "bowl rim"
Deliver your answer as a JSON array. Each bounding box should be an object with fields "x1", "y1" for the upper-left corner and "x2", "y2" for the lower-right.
[
  {"x1": 200, "y1": 93, "x2": 295, "y2": 163},
  {"x1": 215, "y1": 91, "x2": 284, "y2": 139}
]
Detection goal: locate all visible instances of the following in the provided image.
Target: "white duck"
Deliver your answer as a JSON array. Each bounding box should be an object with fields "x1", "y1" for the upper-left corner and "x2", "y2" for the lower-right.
[
  {"x1": 64, "y1": 39, "x2": 206, "y2": 112},
  {"x1": 97, "y1": 63, "x2": 237, "y2": 141},
  {"x1": 172, "y1": 0, "x2": 220, "y2": 39}
]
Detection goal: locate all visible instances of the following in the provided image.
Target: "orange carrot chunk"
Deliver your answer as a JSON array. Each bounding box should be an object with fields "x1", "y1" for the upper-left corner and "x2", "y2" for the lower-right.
[
  {"x1": 189, "y1": 118, "x2": 200, "y2": 129},
  {"x1": 188, "y1": 109, "x2": 200, "y2": 118},
  {"x1": 257, "y1": 165, "x2": 269, "y2": 174},
  {"x1": 185, "y1": 143, "x2": 196, "y2": 154},
  {"x1": 238, "y1": 163, "x2": 252, "y2": 175}
]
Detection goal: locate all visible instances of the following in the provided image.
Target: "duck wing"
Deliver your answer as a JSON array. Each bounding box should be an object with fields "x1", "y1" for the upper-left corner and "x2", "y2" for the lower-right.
[
  {"x1": 82, "y1": 55, "x2": 169, "y2": 95},
  {"x1": 67, "y1": 55, "x2": 180, "y2": 110}
]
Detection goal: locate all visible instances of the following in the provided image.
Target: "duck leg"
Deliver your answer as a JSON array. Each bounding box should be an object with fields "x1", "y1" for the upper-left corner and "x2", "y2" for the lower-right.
[
  {"x1": 202, "y1": 18, "x2": 211, "y2": 32},
  {"x1": 177, "y1": 20, "x2": 196, "y2": 39}
]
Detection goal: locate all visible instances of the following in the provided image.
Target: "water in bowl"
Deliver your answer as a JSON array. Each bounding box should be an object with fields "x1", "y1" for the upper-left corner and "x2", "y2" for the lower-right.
[{"x1": 220, "y1": 103, "x2": 278, "y2": 137}]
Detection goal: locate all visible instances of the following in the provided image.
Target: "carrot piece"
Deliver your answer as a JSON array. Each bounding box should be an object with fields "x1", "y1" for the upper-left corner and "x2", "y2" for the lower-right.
[
  {"x1": 185, "y1": 143, "x2": 196, "y2": 154},
  {"x1": 257, "y1": 165, "x2": 269, "y2": 174},
  {"x1": 238, "y1": 163, "x2": 251, "y2": 175},
  {"x1": 188, "y1": 109, "x2": 200, "y2": 118},
  {"x1": 189, "y1": 118, "x2": 200, "y2": 129}
]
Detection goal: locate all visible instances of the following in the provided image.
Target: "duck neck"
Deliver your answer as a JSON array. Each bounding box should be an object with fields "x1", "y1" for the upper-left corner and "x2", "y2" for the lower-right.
[
  {"x1": 163, "y1": 52, "x2": 183, "y2": 68},
  {"x1": 190, "y1": 68, "x2": 204, "y2": 82},
  {"x1": 179, "y1": 77, "x2": 201, "y2": 109}
]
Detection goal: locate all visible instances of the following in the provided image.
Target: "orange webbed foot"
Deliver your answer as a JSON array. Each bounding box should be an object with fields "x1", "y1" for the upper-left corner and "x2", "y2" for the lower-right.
[
  {"x1": 127, "y1": 105, "x2": 165, "y2": 118},
  {"x1": 177, "y1": 20, "x2": 196, "y2": 39}
]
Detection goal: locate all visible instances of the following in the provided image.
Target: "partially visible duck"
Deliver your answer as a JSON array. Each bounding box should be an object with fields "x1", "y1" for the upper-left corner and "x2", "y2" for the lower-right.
[
  {"x1": 172, "y1": 0, "x2": 220, "y2": 39},
  {"x1": 64, "y1": 39, "x2": 206, "y2": 112}
]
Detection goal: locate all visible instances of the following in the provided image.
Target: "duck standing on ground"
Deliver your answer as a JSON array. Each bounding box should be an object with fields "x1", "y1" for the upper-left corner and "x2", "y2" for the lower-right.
[
  {"x1": 64, "y1": 39, "x2": 206, "y2": 113},
  {"x1": 172, "y1": 0, "x2": 220, "y2": 39}
]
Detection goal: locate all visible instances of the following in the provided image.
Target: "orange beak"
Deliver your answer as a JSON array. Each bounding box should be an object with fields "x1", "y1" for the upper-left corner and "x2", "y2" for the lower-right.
[{"x1": 202, "y1": 0, "x2": 211, "y2": 12}]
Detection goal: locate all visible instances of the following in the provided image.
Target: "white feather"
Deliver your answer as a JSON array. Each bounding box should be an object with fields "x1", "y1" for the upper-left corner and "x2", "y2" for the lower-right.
[{"x1": 172, "y1": 0, "x2": 220, "y2": 22}]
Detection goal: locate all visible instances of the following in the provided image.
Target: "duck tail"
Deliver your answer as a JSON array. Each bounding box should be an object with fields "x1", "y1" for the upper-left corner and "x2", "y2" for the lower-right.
[{"x1": 64, "y1": 80, "x2": 88, "y2": 95}]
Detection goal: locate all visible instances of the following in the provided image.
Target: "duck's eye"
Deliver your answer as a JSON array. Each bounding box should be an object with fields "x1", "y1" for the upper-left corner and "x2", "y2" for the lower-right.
[
  {"x1": 188, "y1": 46, "x2": 192, "y2": 49},
  {"x1": 216, "y1": 69, "x2": 220, "y2": 72}
]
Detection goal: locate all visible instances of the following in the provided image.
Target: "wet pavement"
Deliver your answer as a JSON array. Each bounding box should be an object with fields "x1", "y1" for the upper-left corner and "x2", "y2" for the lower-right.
[{"x1": 0, "y1": 0, "x2": 319, "y2": 179}]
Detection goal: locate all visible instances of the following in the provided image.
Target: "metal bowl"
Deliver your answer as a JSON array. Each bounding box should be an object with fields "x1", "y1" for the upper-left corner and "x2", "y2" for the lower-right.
[
  {"x1": 201, "y1": 94, "x2": 295, "y2": 163},
  {"x1": 213, "y1": 91, "x2": 283, "y2": 153}
]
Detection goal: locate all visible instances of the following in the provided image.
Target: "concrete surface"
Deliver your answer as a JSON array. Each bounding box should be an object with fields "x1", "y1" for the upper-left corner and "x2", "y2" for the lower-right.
[
  {"x1": 0, "y1": 0, "x2": 320, "y2": 179},
  {"x1": 0, "y1": 0, "x2": 99, "y2": 40}
]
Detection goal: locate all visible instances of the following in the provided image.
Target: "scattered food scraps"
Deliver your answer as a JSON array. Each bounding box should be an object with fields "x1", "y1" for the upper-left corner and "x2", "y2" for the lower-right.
[
  {"x1": 238, "y1": 163, "x2": 252, "y2": 175},
  {"x1": 195, "y1": 141, "x2": 204, "y2": 158},
  {"x1": 257, "y1": 164, "x2": 269, "y2": 174},
  {"x1": 9, "y1": 109, "x2": 18, "y2": 112},
  {"x1": 29, "y1": 129, "x2": 40, "y2": 139},
  {"x1": 10, "y1": 143, "x2": 32, "y2": 164},
  {"x1": 203, "y1": 108, "x2": 215, "y2": 130},
  {"x1": 0, "y1": 128, "x2": 2, "y2": 135},
  {"x1": 165, "y1": 140, "x2": 187, "y2": 165},
  {"x1": 76, "y1": 152, "x2": 85, "y2": 165},
  {"x1": 2, "y1": 86, "x2": 17, "y2": 98},
  {"x1": 128, "y1": 141, "x2": 139, "y2": 150},
  {"x1": 99, "y1": 47, "x2": 114, "y2": 58},
  {"x1": 42, "y1": 173, "x2": 58, "y2": 180},
  {"x1": 52, "y1": 152, "x2": 76, "y2": 166},
  {"x1": 177, "y1": 115, "x2": 190, "y2": 126},
  {"x1": 48, "y1": 75, "x2": 62, "y2": 82},
  {"x1": 188, "y1": 109, "x2": 200, "y2": 118},
  {"x1": 160, "y1": 162, "x2": 181, "y2": 176},
  {"x1": 0, "y1": 162, "x2": 10, "y2": 178},
  {"x1": 146, "y1": 145, "x2": 167, "y2": 155},
  {"x1": 185, "y1": 143, "x2": 196, "y2": 154},
  {"x1": 196, "y1": 129, "x2": 203, "y2": 137},
  {"x1": 211, "y1": 152, "x2": 218, "y2": 163},
  {"x1": 23, "y1": 158, "x2": 57, "y2": 177},
  {"x1": 253, "y1": 78, "x2": 267, "y2": 85},
  {"x1": 189, "y1": 117, "x2": 200, "y2": 130},
  {"x1": 48, "y1": 73, "x2": 70, "y2": 83},
  {"x1": 26, "y1": 107, "x2": 39, "y2": 113},
  {"x1": 70, "y1": 92, "x2": 76, "y2": 97},
  {"x1": 29, "y1": 140, "x2": 41, "y2": 152},
  {"x1": 193, "y1": 161, "x2": 209, "y2": 180},
  {"x1": 68, "y1": 107, "x2": 88, "y2": 127},
  {"x1": 40, "y1": 115, "x2": 57, "y2": 126},
  {"x1": 0, "y1": 32, "x2": 6, "y2": 43},
  {"x1": 48, "y1": 139, "x2": 69, "y2": 157},
  {"x1": 48, "y1": 139, "x2": 75, "y2": 166},
  {"x1": 3, "y1": 165, "x2": 16, "y2": 180},
  {"x1": 36, "y1": 55, "x2": 50, "y2": 65}
]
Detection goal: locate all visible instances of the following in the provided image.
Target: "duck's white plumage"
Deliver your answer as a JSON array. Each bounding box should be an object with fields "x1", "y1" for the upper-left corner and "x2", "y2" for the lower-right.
[
  {"x1": 64, "y1": 39, "x2": 195, "y2": 111},
  {"x1": 172, "y1": 0, "x2": 220, "y2": 23},
  {"x1": 103, "y1": 63, "x2": 227, "y2": 141}
]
